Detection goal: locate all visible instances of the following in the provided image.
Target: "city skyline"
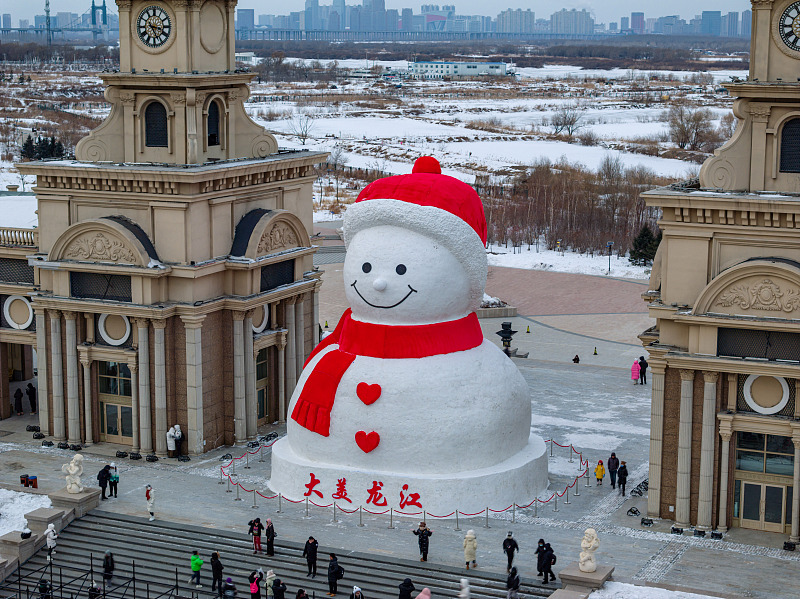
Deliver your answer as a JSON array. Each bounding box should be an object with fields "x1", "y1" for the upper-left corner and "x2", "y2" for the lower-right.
[{"x1": 6, "y1": 1, "x2": 752, "y2": 29}]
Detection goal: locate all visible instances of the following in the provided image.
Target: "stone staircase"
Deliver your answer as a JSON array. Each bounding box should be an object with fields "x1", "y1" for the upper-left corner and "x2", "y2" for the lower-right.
[{"x1": 13, "y1": 511, "x2": 556, "y2": 599}]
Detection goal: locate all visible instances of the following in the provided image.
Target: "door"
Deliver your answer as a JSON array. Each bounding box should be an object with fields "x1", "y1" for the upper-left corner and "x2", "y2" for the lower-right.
[
  {"x1": 739, "y1": 482, "x2": 788, "y2": 532},
  {"x1": 100, "y1": 402, "x2": 133, "y2": 445}
]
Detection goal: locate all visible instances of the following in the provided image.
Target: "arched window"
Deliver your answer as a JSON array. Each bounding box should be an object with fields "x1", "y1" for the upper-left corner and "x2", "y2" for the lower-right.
[
  {"x1": 208, "y1": 100, "x2": 220, "y2": 146},
  {"x1": 780, "y1": 118, "x2": 800, "y2": 173},
  {"x1": 144, "y1": 102, "x2": 168, "y2": 148}
]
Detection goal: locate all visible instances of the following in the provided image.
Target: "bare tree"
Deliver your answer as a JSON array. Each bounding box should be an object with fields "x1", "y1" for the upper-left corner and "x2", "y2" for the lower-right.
[
  {"x1": 289, "y1": 111, "x2": 316, "y2": 145},
  {"x1": 548, "y1": 105, "x2": 584, "y2": 138},
  {"x1": 329, "y1": 144, "x2": 349, "y2": 207},
  {"x1": 665, "y1": 104, "x2": 715, "y2": 151}
]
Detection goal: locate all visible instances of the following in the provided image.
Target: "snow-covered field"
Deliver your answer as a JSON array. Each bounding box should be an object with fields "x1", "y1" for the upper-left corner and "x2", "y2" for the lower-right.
[
  {"x1": 589, "y1": 581, "x2": 719, "y2": 599},
  {"x1": 0, "y1": 488, "x2": 52, "y2": 537},
  {"x1": 487, "y1": 243, "x2": 649, "y2": 279}
]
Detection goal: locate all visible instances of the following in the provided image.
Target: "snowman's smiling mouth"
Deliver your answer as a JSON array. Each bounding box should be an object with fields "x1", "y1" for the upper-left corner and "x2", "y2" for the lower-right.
[{"x1": 351, "y1": 281, "x2": 417, "y2": 309}]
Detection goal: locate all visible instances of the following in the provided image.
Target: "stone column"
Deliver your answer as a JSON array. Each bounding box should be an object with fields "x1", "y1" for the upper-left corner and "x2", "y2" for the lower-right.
[
  {"x1": 80, "y1": 358, "x2": 93, "y2": 445},
  {"x1": 697, "y1": 371, "x2": 719, "y2": 531},
  {"x1": 135, "y1": 319, "x2": 152, "y2": 454},
  {"x1": 232, "y1": 311, "x2": 247, "y2": 444},
  {"x1": 295, "y1": 295, "x2": 305, "y2": 381},
  {"x1": 152, "y1": 320, "x2": 168, "y2": 456},
  {"x1": 792, "y1": 430, "x2": 800, "y2": 543},
  {"x1": 49, "y1": 311, "x2": 65, "y2": 441},
  {"x1": 34, "y1": 309, "x2": 50, "y2": 436},
  {"x1": 718, "y1": 427, "x2": 732, "y2": 532},
  {"x1": 63, "y1": 312, "x2": 80, "y2": 445},
  {"x1": 284, "y1": 298, "x2": 297, "y2": 398},
  {"x1": 182, "y1": 316, "x2": 205, "y2": 455},
  {"x1": 648, "y1": 363, "x2": 666, "y2": 518},
  {"x1": 312, "y1": 284, "x2": 321, "y2": 347},
  {"x1": 244, "y1": 310, "x2": 257, "y2": 440},
  {"x1": 277, "y1": 333, "x2": 287, "y2": 423},
  {"x1": 675, "y1": 369, "x2": 696, "y2": 528},
  {"x1": 128, "y1": 359, "x2": 140, "y2": 453}
]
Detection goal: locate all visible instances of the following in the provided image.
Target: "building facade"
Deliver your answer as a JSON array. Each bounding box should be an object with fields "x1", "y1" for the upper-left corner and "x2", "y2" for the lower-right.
[
  {"x1": 1, "y1": 0, "x2": 326, "y2": 456},
  {"x1": 409, "y1": 60, "x2": 509, "y2": 78},
  {"x1": 642, "y1": 0, "x2": 800, "y2": 541}
]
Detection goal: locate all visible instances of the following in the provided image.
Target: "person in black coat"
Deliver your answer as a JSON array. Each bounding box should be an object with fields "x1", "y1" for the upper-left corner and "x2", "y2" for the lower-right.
[
  {"x1": 272, "y1": 578, "x2": 287, "y2": 599},
  {"x1": 302, "y1": 536, "x2": 318, "y2": 577},
  {"x1": 13, "y1": 388, "x2": 23, "y2": 416},
  {"x1": 249, "y1": 569, "x2": 264, "y2": 599},
  {"x1": 502, "y1": 531, "x2": 519, "y2": 572},
  {"x1": 26, "y1": 383, "x2": 37, "y2": 414},
  {"x1": 265, "y1": 519, "x2": 276, "y2": 556},
  {"x1": 618, "y1": 461, "x2": 629, "y2": 496},
  {"x1": 222, "y1": 578, "x2": 237, "y2": 598},
  {"x1": 541, "y1": 543, "x2": 556, "y2": 584},
  {"x1": 534, "y1": 539, "x2": 546, "y2": 577},
  {"x1": 398, "y1": 578, "x2": 415, "y2": 599},
  {"x1": 97, "y1": 465, "x2": 111, "y2": 500},
  {"x1": 412, "y1": 522, "x2": 432, "y2": 562},
  {"x1": 506, "y1": 566, "x2": 520, "y2": 599},
  {"x1": 326, "y1": 554, "x2": 341, "y2": 596},
  {"x1": 211, "y1": 552, "x2": 224, "y2": 596},
  {"x1": 638, "y1": 356, "x2": 648, "y2": 385},
  {"x1": 607, "y1": 453, "x2": 620, "y2": 490},
  {"x1": 102, "y1": 551, "x2": 115, "y2": 584}
]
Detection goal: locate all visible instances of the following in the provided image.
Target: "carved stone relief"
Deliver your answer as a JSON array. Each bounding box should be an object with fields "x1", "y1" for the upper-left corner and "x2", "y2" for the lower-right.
[
  {"x1": 715, "y1": 278, "x2": 800, "y2": 313},
  {"x1": 257, "y1": 222, "x2": 299, "y2": 255},
  {"x1": 63, "y1": 233, "x2": 138, "y2": 264}
]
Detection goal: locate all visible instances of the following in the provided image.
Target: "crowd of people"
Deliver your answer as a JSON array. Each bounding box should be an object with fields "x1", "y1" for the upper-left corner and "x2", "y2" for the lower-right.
[{"x1": 594, "y1": 451, "x2": 630, "y2": 495}]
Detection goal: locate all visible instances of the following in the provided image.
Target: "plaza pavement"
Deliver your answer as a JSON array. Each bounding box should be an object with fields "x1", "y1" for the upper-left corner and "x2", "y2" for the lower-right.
[{"x1": 1, "y1": 247, "x2": 799, "y2": 598}]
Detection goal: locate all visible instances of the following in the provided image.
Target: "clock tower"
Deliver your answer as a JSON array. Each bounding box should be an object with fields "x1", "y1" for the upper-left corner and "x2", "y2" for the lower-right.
[{"x1": 76, "y1": 0, "x2": 276, "y2": 164}]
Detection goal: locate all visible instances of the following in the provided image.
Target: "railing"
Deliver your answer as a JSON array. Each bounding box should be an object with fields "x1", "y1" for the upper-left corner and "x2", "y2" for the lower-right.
[{"x1": 0, "y1": 227, "x2": 38, "y2": 247}]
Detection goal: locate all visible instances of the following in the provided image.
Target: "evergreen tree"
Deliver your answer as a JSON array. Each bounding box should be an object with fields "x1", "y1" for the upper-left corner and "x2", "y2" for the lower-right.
[
  {"x1": 53, "y1": 139, "x2": 65, "y2": 158},
  {"x1": 17, "y1": 73, "x2": 25, "y2": 84},
  {"x1": 34, "y1": 137, "x2": 51, "y2": 160},
  {"x1": 630, "y1": 223, "x2": 658, "y2": 266},
  {"x1": 21, "y1": 135, "x2": 35, "y2": 160}
]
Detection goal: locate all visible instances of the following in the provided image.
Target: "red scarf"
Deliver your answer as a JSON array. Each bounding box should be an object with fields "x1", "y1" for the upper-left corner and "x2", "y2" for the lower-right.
[{"x1": 291, "y1": 308, "x2": 483, "y2": 436}]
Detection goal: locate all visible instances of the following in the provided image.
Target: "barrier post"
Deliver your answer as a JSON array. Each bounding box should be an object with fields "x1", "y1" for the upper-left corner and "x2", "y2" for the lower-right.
[
  {"x1": 231, "y1": 458, "x2": 237, "y2": 477},
  {"x1": 533, "y1": 499, "x2": 538, "y2": 518},
  {"x1": 358, "y1": 506, "x2": 364, "y2": 527},
  {"x1": 235, "y1": 483, "x2": 242, "y2": 501},
  {"x1": 512, "y1": 504, "x2": 516, "y2": 523},
  {"x1": 574, "y1": 478, "x2": 580, "y2": 497},
  {"x1": 549, "y1": 441, "x2": 553, "y2": 457},
  {"x1": 252, "y1": 489, "x2": 258, "y2": 509},
  {"x1": 305, "y1": 497, "x2": 309, "y2": 518},
  {"x1": 388, "y1": 508, "x2": 395, "y2": 529},
  {"x1": 455, "y1": 510, "x2": 460, "y2": 531},
  {"x1": 333, "y1": 502, "x2": 337, "y2": 522},
  {"x1": 277, "y1": 493, "x2": 282, "y2": 513},
  {"x1": 226, "y1": 477, "x2": 232, "y2": 493},
  {"x1": 484, "y1": 507, "x2": 490, "y2": 528},
  {"x1": 259, "y1": 445, "x2": 265, "y2": 462},
  {"x1": 564, "y1": 486, "x2": 571, "y2": 505},
  {"x1": 218, "y1": 468, "x2": 225, "y2": 485},
  {"x1": 423, "y1": 511, "x2": 427, "y2": 523},
  {"x1": 553, "y1": 494, "x2": 558, "y2": 512},
  {"x1": 245, "y1": 451, "x2": 250, "y2": 469},
  {"x1": 568, "y1": 445, "x2": 574, "y2": 463},
  {"x1": 586, "y1": 469, "x2": 590, "y2": 487}
]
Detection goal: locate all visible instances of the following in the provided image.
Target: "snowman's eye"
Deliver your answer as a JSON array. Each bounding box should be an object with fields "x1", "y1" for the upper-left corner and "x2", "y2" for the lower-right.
[
  {"x1": 362, "y1": 262, "x2": 372, "y2": 273},
  {"x1": 396, "y1": 264, "x2": 407, "y2": 275}
]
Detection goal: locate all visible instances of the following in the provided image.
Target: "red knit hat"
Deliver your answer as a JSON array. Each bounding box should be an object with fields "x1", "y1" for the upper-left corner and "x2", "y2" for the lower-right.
[{"x1": 343, "y1": 157, "x2": 488, "y2": 310}]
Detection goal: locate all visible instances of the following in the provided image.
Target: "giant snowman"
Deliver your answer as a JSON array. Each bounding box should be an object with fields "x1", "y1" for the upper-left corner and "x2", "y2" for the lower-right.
[{"x1": 270, "y1": 157, "x2": 548, "y2": 513}]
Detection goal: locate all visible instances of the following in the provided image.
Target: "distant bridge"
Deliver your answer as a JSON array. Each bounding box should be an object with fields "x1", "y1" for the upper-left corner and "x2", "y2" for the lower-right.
[{"x1": 235, "y1": 28, "x2": 613, "y2": 42}]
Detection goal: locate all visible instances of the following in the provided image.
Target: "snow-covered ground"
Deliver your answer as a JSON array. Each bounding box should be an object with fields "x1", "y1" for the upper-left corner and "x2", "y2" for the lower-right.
[
  {"x1": 0, "y1": 488, "x2": 52, "y2": 537},
  {"x1": 487, "y1": 243, "x2": 650, "y2": 279},
  {"x1": 0, "y1": 195, "x2": 39, "y2": 228},
  {"x1": 589, "y1": 581, "x2": 719, "y2": 599}
]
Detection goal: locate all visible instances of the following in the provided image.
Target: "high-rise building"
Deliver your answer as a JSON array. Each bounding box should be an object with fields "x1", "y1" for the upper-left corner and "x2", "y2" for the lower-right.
[
  {"x1": 550, "y1": 8, "x2": 594, "y2": 35},
  {"x1": 57, "y1": 12, "x2": 75, "y2": 29},
  {"x1": 385, "y1": 9, "x2": 398, "y2": 31},
  {"x1": 654, "y1": 15, "x2": 686, "y2": 35},
  {"x1": 304, "y1": 0, "x2": 320, "y2": 30},
  {"x1": 333, "y1": 0, "x2": 346, "y2": 29},
  {"x1": 2, "y1": 14, "x2": 11, "y2": 29},
  {"x1": 631, "y1": 12, "x2": 644, "y2": 34},
  {"x1": 497, "y1": 8, "x2": 534, "y2": 34},
  {"x1": 721, "y1": 11, "x2": 739, "y2": 38},
  {"x1": 701, "y1": 11, "x2": 721, "y2": 36},
  {"x1": 257, "y1": 14, "x2": 272, "y2": 27},
  {"x1": 620, "y1": 16, "x2": 630, "y2": 31},
  {"x1": 401, "y1": 8, "x2": 413, "y2": 31},
  {"x1": 741, "y1": 9, "x2": 752, "y2": 37},
  {"x1": 19, "y1": 19, "x2": 29, "y2": 28},
  {"x1": 34, "y1": 14, "x2": 46, "y2": 28},
  {"x1": 236, "y1": 8, "x2": 255, "y2": 30},
  {"x1": 609, "y1": 21, "x2": 618, "y2": 32}
]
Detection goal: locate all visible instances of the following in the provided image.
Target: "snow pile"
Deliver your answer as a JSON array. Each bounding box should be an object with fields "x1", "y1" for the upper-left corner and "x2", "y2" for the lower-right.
[
  {"x1": 590, "y1": 582, "x2": 719, "y2": 599},
  {"x1": 480, "y1": 293, "x2": 507, "y2": 308},
  {"x1": 313, "y1": 209, "x2": 345, "y2": 223},
  {"x1": 486, "y1": 243, "x2": 649, "y2": 279},
  {"x1": 0, "y1": 489, "x2": 52, "y2": 538}
]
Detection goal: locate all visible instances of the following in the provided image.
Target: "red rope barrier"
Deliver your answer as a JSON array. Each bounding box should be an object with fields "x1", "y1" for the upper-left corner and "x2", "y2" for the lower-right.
[
  {"x1": 488, "y1": 505, "x2": 513, "y2": 513},
  {"x1": 362, "y1": 508, "x2": 391, "y2": 515},
  {"x1": 336, "y1": 506, "x2": 360, "y2": 514},
  {"x1": 394, "y1": 509, "x2": 424, "y2": 516},
  {"x1": 256, "y1": 491, "x2": 278, "y2": 499},
  {"x1": 283, "y1": 496, "x2": 306, "y2": 504},
  {"x1": 550, "y1": 441, "x2": 569, "y2": 447},
  {"x1": 425, "y1": 511, "x2": 456, "y2": 519},
  {"x1": 516, "y1": 499, "x2": 537, "y2": 509},
  {"x1": 309, "y1": 500, "x2": 333, "y2": 508},
  {"x1": 458, "y1": 510, "x2": 485, "y2": 517}
]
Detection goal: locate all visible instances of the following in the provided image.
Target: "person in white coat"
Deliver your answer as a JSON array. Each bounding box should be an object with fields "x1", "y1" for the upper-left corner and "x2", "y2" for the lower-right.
[
  {"x1": 463, "y1": 530, "x2": 477, "y2": 570},
  {"x1": 146, "y1": 484, "x2": 155, "y2": 521},
  {"x1": 45, "y1": 523, "x2": 57, "y2": 561},
  {"x1": 167, "y1": 427, "x2": 177, "y2": 458}
]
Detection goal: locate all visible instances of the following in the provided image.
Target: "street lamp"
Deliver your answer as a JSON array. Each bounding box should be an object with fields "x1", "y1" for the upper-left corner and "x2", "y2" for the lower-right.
[
  {"x1": 606, "y1": 241, "x2": 614, "y2": 275},
  {"x1": 495, "y1": 321, "x2": 517, "y2": 356}
]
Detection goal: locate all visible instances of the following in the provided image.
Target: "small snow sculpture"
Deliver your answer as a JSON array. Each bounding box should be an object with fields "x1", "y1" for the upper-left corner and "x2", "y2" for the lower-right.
[
  {"x1": 579, "y1": 527, "x2": 600, "y2": 573},
  {"x1": 62, "y1": 454, "x2": 85, "y2": 494}
]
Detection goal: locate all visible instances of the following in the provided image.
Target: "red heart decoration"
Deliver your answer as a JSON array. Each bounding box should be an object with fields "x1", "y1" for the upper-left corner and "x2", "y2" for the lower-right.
[
  {"x1": 356, "y1": 382, "x2": 382, "y2": 405},
  {"x1": 355, "y1": 430, "x2": 380, "y2": 453}
]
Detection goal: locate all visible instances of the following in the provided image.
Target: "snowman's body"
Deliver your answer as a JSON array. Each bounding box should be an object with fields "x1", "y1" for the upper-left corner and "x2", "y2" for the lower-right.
[{"x1": 270, "y1": 167, "x2": 548, "y2": 513}]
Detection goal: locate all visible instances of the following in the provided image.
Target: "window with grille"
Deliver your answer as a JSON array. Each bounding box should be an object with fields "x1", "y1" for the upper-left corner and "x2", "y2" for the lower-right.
[
  {"x1": 260, "y1": 260, "x2": 294, "y2": 292},
  {"x1": 736, "y1": 374, "x2": 796, "y2": 417},
  {"x1": 208, "y1": 100, "x2": 220, "y2": 146},
  {"x1": 780, "y1": 118, "x2": 800, "y2": 173},
  {"x1": 735, "y1": 432, "x2": 794, "y2": 476},
  {"x1": 717, "y1": 327, "x2": 800, "y2": 362},
  {"x1": 98, "y1": 361, "x2": 132, "y2": 398},
  {"x1": 144, "y1": 102, "x2": 168, "y2": 148},
  {"x1": 70, "y1": 272, "x2": 132, "y2": 302},
  {"x1": 0, "y1": 258, "x2": 34, "y2": 284}
]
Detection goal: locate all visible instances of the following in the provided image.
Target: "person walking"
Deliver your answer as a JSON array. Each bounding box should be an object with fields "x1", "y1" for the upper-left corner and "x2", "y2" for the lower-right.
[
  {"x1": 349, "y1": 587, "x2": 364, "y2": 599},
  {"x1": 505, "y1": 567, "x2": 520, "y2": 599},
  {"x1": 541, "y1": 543, "x2": 556, "y2": 585},
  {"x1": 223, "y1": 578, "x2": 237, "y2": 598},
  {"x1": 412, "y1": 522, "x2": 432, "y2": 562},
  {"x1": 398, "y1": 578, "x2": 415, "y2": 599},
  {"x1": 303, "y1": 536, "x2": 318, "y2": 578},
  {"x1": 13, "y1": 387, "x2": 23, "y2": 416},
  {"x1": 167, "y1": 427, "x2": 177, "y2": 458},
  {"x1": 265, "y1": 518, "x2": 276, "y2": 556},
  {"x1": 97, "y1": 465, "x2": 111, "y2": 500},
  {"x1": 211, "y1": 552, "x2": 224, "y2": 596},
  {"x1": 102, "y1": 551, "x2": 115, "y2": 584},
  {"x1": 607, "y1": 453, "x2": 620, "y2": 490},
  {"x1": 145, "y1": 485, "x2": 155, "y2": 521},
  {"x1": 639, "y1": 356, "x2": 648, "y2": 385},
  {"x1": 462, "y1": 529, "x2": 477, "y2": 570},
  {"x1": 502, "y1": 531, "x2": 519, "y2": 572},
  {"x1": 108, "y1": 463, "x2": 119, "y2": 498},
  {"x1": 189, "y1": 550, "x2": 204, "y2": 588},
  {"x1": 272, "y1": 578, "x2": 287, "y2": 599},
  {"x1": 26, "y1": 383, "x2": 37, "y2": 415},
  {"x1": 618, "y1": 461, "x2": 629, "y2": 496},
  {"x1": 534, "y1": 539, "x2": 546, "y2": 577},
  {"x1": 594, "y1": 460, "x2": 605, "y2": 485},
  {"x1": 327, "y1": 554, "x2": 342, "y2": 596},
  {"x1": 631, "y1": 359, "x2": 640, "y2": 385},
  {"x1": 249, "y1": 518, "x2": 265, "y2": 554},
  {"x1": 44, "y1": 523, "x2": 57, "y2": 561},
  {"x1": 249, "y1": 568, "x2": 265, "y2": 599}
]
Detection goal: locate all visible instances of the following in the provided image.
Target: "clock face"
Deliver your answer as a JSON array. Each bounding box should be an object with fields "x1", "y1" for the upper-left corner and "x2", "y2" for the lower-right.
[
  {"x1": 780, "y1": 1, "x2": 800, "y2": 51},
  {"x1": 137, "y1": 5, "x2": 172, "y2": 48}
]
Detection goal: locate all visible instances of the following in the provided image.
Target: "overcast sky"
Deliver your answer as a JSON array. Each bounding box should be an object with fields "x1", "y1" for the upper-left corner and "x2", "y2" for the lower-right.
[{"x1": 9, "y1": 1, "x2": 752, "y2": 27}]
